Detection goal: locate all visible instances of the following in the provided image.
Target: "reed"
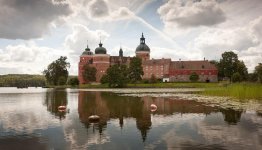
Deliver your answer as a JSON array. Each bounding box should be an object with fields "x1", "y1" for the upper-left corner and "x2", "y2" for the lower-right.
[{"x1": 203, "y1": 83, "x2": 262, "y2": 100}]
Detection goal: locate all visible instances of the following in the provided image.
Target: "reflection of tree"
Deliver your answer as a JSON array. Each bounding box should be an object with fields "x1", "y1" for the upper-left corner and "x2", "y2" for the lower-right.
[
  {"x1": 44, "y1": 89, "x2": 68, "y2": 120},
  {"x1": 220, "y1": 109, "x2": 243, "y2": 124}
]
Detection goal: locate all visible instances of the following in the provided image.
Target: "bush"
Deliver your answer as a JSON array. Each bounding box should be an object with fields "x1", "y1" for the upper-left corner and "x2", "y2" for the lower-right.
[
  {"x1": 100, "y1": 74, "x2": 109, "y2": 84},
  {"x1": 68, "y1": 77, "x2": 79, "y2": 86},
  {"x1": 232, "y1": 72, "x2": 241, "y2": 83},
  {"x1": 189, "y1": 72, "x2": 199, "y2": 82}
]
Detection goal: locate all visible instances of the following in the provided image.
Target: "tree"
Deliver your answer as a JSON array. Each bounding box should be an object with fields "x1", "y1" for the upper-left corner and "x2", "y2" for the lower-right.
[
  {"x1": 68, "y1": 77, "x2": 79, "y2": 86},
  {"x1": 82, "y1": 64, "x2": 97, "y2": 83},
  {"x1": 219, "y1": 51, "x2": 248, "y2": 82},
  {"x1": 236, "y1": 61, "x2": 248, "y2": 81},
  {"x1": 232, "y1": 72, "x2": 241, "y2": 83},
  {"x1": 220, "y1": 51, "x2": 239, "y2": 82},
  {"x1": 255, "y1": 63, "x2": 262, "y2": 83},
  {"x1": 106, "y1": 64, "x2": 128, "y2": 88},
  {"x1": 43, "y1": 56, "x2": 70, "y2": 85},
  {"x1": 189, "y1": 72, "x2": 199, "y2": 82},
  {"x1": 248, "y1": 73, "x2": 258, "y2": 82},
  {"x1": 100, "y1": 74, "x2": 109, "y2": 84},
  {"x1": 128, "y1": 57, "x2": 144, "y2": 83}
]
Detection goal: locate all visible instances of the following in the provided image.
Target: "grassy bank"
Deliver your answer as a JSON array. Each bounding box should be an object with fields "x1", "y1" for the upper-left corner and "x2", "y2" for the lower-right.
[
  {"x1": 127, "y1": 82, "x2": 219, "y2": 88},
  {"x1": 203, "y1": 83, "x2": 262, "y2": 100}
]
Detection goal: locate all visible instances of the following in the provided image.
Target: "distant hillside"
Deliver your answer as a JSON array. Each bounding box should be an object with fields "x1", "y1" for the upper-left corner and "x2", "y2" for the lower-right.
[{"x1": 0, "y1": 74, "x2": 46, "y2": 87}]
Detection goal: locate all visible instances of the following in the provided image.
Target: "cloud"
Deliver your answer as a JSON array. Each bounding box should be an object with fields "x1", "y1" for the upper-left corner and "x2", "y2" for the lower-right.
[
  {"x1": 0, "y1": 43, "x2": 64, "y2": 74},
  {"x1": 65, "y1": 24, "x2": 110, "y2": 56},
  {"x1": 194, "y1": 16, "x2": 262, "y2": 72},
  {"x1": 0, "y1": 0, "x2": 72, "y2": 40},
  {"x1": 158, "y1": 0, "x2": 226, "y2": 28}
]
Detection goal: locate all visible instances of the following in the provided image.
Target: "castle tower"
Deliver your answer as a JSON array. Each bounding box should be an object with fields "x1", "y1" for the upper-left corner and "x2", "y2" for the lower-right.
[
  {"x1": 93, "y1": 41, "x2": 110, "y2": 82},
  {"x1": 78, "y1": 41, "x2": 94, "y2": 84},
  {"x1": 135, "y1": 33, "x2": 150, "y2": 61}
]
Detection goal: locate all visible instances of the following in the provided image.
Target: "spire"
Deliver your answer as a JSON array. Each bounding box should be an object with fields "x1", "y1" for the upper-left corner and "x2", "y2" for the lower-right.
[
  {"x1": 119, "y1": 46, "x2": 123, "y2": 57},
  {"x1": 140, "y1": 32, "x2": 145, "y2": 44},
  {"x1": 85, "y1": 40, "x2": 90, "y2": 51}
]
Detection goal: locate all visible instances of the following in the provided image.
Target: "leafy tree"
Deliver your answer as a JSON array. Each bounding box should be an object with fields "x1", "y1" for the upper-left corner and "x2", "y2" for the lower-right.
[
  {"x1": 128, "y1": 57, "x2": 144, "y2": 83},
  {"x1": 100, "y1": 74, "x2": 109, "y2": 84},
  {"x1": 107, "y1": 64, "x2": 128, "y2": 88},
  {"x1": 189, "y1": 72, "x2": 199, "y2": 82},
  {"x1": 232, "y1": 72, "x2": 241, "y2": 83},
  {"x1": 219, "y1": 51, "x2": 248, "y2": 82},
  {"x1": 149, "y1": 74, "x2": 157, "y2": 83},
  {"x1": 236, "y1": 61, "x2": 248, "y2": 81},
  {"x1": 220, "y1": 51, "x2": 239, "y2": 82},
  {"x1": 255, "y1": 63, "x2": 262, "y2": 83},
  {"x1": 58, "y1": 76, "x2": 67, "y2": 85},
  {"x1": 248, "y1": 73, "x2": 258, "y2": 82},
  {"x1": 68, "y1": 77, "x2": 79, "y2": 86},
  {"x1": 43, "y1": 56, "x2": 70, "y2": 85},
  {"x1": 82, "y1": 64, "x2": 97, "y2": 83}
]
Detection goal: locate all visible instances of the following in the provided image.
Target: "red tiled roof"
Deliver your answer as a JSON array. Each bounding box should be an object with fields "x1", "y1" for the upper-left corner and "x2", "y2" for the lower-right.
[
  {"x1": 170, "y1": 61, "x2": 217, "y2": 70},
  {"x1": 143, "y1": 58, "x2": 172, "y2": 65}
]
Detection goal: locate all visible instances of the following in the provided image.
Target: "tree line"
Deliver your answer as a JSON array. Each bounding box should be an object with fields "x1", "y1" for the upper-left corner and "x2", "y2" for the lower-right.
[
  {"x1": 210, "y1": 51, "x2": 262, "y2": 83},
  {"x1": 0, "y1": 74, "x2": 46, "y2": 87}
]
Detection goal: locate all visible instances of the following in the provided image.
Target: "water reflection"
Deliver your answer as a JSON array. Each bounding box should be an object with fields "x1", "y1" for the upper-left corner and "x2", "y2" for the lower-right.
[
  {"x1": 77, "y1": 91, "x2": 244, "y2": 142},
  {"x1": 44, "y1": 89, "x2": 69, "y2": 120}
]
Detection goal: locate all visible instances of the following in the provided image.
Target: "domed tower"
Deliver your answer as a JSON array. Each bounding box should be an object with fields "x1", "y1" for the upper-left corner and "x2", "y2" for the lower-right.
[
  {"x1": 93, "y1": 41, "x2": 110, "y2": 82},
  {"x1": 136, "y1": 33, "x2": 150, "y2": 61},
  {"x1": 79, "y1": 42, "x2": 94, "y2": 84}
]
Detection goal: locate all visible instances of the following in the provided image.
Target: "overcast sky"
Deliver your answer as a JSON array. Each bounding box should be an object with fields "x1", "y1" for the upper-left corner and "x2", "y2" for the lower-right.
[{"x1": 0, "y1": 0, "x2": 261, "y2": 75}]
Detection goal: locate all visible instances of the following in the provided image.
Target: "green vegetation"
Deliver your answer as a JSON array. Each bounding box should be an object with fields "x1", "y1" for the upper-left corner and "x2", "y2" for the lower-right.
[
  {"x1": 128, "y1": 57, "x2": 144, "y2": 83},
  {"x1": 203, "y1": 83, "x2": 262, "y2": 100},
  {"x1": 43, "y1": 56, "x2": 70, "y2": 85},
  {"x1": 0, "y1": 74, "x2": 46, "y2": 87},
  {"x1": 100, "y1": 57, "x2": 144, "y2": 87},
  {"x1": 106, "y1": 64, "x2": 129, "y2": 88},
  {"x1": 68, "y1": 77, "x2": 79, "y2": 86},
  {"x1": 82, "y1": 64, "x2": 97, "y2": 83},
  {"x1": 212, "y1": 51, "x2": 248, "y2": 82},
  {"x1": 255, "y1": 63, "x2": 262, "y2": 83},
  {"x1": 189, "y1": 72, "x2": 199, "y2": 82}
]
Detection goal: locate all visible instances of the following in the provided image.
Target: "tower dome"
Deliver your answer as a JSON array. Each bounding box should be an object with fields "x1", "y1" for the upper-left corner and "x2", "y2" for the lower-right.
[
  {"x1": 82, "y1": 42, "x2": 93, "y2": 55},
  {"x1": 136, "y1": 33, "x2": 150, "y2": 52},
  {"x1": 95, "y1": 42, "x2": 107, "y2": 54}
]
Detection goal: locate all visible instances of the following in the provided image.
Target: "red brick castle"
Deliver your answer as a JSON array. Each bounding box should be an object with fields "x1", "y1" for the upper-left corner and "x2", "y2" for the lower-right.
[{"x1": 78, "y1": 33, "x2": 218, "y2": 84}]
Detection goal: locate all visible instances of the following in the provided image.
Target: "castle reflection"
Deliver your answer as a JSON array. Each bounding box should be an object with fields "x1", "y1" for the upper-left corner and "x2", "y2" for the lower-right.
[
  {"x1": 77, "y1": 91, "x2": 243, "y2": 142},
  {"x1": 44, "y1": 89, "x2": 68, "y2": 120}
]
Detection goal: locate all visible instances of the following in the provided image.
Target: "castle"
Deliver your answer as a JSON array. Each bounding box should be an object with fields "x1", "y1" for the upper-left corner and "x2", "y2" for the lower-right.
[{"x1": 78, "y1": 33, "x2": 218, "y2": 84}]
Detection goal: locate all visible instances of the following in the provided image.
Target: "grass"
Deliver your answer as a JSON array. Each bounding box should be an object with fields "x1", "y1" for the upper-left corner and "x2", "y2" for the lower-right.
[
  {"x1": 203, "y1": 83, "x2": 262, "y2": 100},
  {"x1": 127, "y1": 82, "x2": 219, "y2": 88}
]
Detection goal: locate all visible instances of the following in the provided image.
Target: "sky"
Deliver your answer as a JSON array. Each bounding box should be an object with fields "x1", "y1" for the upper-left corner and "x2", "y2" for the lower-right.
[{"x1": 0, "y1": 0, "x2": 261, "y2": 75}]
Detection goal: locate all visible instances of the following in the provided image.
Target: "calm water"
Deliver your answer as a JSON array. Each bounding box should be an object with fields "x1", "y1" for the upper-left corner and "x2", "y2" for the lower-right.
[{"x1": 0, "y1": 88, "x2": 261, "y2": 150}]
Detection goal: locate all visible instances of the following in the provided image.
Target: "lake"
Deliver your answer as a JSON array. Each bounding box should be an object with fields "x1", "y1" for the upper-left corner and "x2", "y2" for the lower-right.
[{"x1": 0, "y1": 87, "x2": 261, "y2": 150}]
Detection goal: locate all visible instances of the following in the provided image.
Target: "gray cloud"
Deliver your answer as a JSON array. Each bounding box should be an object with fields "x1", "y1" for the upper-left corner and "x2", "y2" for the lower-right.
[
  {"x1": 158, "y1": 0, "x2": 226, "y2": 28},
  {"x1": 88, "y1": 0, "x2": 109, "y2": 18},
  {"x1": 0, "y1": 0, "x2": 72, "y2": 40}
]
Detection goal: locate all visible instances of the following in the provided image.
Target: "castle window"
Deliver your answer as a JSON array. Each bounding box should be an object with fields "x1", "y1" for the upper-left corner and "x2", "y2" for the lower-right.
[{"x1": 202, "y1": 65, "x2": 205, "y2": 69}]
